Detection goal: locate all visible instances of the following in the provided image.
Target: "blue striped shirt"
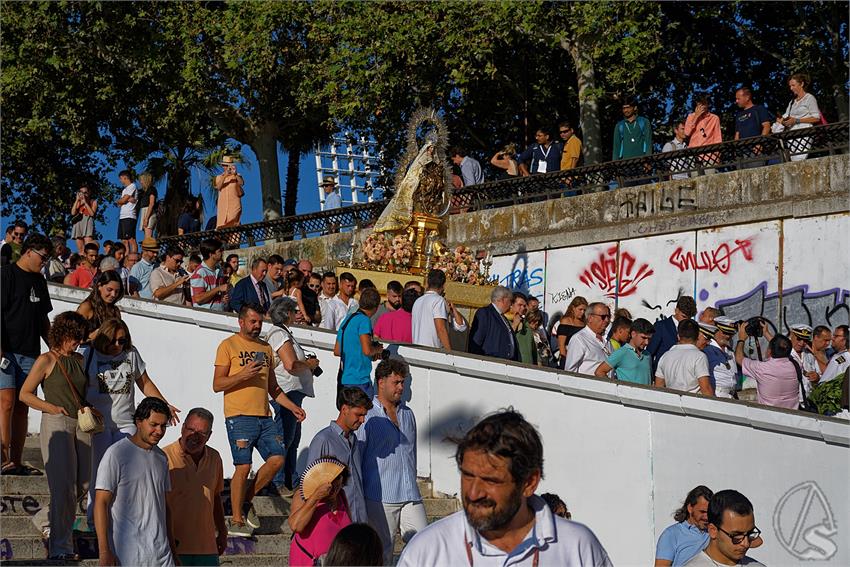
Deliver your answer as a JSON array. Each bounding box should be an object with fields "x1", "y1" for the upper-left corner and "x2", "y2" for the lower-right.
[
  {"x1": 357, "y1": 397, "x2": 421, "y2": 504},
  {"x1": 306, "y1": 421, "x2": 367, "y2": 523}
]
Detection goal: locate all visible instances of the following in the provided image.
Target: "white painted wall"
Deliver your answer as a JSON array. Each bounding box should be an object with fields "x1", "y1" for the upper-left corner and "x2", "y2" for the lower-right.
[
  {"x1": 43, "y1": 285, "x2": 849, "y2": 566},
  {"x1": 493, "y1": 213, "x2": 848, "y2": 332}
]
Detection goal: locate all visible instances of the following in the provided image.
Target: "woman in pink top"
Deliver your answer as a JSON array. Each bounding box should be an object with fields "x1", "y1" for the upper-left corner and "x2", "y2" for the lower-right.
[
  {"x1": 289, "y1": 458, "x2": 352, "y2": 566},
  {"x1": 214, "y1": 156, "x2": 245, "y2": 229}
]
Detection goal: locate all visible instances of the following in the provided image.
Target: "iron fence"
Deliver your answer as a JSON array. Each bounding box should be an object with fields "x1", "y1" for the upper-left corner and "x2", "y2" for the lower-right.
[{"x1": 159, "y1": 122, "x2": 847, "y2": 251}]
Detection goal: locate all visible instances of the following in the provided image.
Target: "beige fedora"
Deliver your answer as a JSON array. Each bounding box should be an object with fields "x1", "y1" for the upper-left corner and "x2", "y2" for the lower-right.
[{"x1": 220, "y1": 155, "x2": 238, "y2": 166}]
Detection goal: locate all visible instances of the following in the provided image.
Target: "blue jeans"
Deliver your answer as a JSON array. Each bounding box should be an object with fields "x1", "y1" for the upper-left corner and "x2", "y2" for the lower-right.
[
  {"x1": 270, "y1": 391, "x2": 306, "y2": 489},
  {"x1": 224, "y1": 416, "x2": 285, "y2": 466},
  {"x1": 0, "y1": 353, "x2": 36, "y2": 390}
]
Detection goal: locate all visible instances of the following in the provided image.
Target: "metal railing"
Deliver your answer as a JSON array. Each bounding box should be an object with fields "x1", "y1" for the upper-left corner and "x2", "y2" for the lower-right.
[{"x1": 159, "y1": 122, "x2": 847, "y2": 251}]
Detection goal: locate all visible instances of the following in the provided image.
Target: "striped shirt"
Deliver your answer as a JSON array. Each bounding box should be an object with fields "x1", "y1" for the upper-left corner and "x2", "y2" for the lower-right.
[
  {"x1": 357, "y1": 397, "x2": 421, "y2": 504},
  {"x1": 190, "y1": 263, "x2": 225, "y2": 310}
]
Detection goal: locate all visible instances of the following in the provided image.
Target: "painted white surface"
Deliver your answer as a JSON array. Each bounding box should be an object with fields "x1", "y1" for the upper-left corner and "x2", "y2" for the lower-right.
[
  {"x1": 494, "y1": 213, "x2": 848, "y2": 332},
  {"x1": 43, "y1": 285, "x2": 849, "y2": 566},
  {"x1": 489, "y1": 250, "x2": 546, "y2": 304}
]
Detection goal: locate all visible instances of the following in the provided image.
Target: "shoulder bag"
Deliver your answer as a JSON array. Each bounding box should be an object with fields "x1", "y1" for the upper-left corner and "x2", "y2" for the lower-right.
[
  {"x1": 790, "y1": 357, "x2": 818, "y2": 414},
  {"x1": 53, "y1": 353, "x2": 104, "y2": 434}
]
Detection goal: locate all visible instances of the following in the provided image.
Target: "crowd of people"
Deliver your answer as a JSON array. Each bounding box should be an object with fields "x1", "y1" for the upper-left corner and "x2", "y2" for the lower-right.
[{"x1": 1, "y1": 224, "x2": 847, "y2": 565}]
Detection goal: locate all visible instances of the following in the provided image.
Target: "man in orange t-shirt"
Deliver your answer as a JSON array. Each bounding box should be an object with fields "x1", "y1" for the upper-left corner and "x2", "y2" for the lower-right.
[
  {"x1": 164, "y1": 408, "x2": 227, "y2": 565},
  {"x1": 213, "y1": 304, "x2": 305, "y2": 538}
]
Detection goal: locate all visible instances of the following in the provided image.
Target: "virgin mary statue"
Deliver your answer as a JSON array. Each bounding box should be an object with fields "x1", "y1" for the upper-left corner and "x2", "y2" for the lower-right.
[{"x1": 373, "y1": 141, "x2": 448, "y2": 233}]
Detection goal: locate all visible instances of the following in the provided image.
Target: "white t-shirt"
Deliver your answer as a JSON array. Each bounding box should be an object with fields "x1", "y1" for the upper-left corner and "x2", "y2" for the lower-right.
[
  {"x1": 411, "y1": 291, "x2": 449, "y2": 348},
  {"x1": 398, "y1": 495, "x2": 611, "y2": 567},
  {"x1": 684, "y1": 551, "x2": 764, "y2": 566},
  {"x1": 119, "y1": 183, "x2": 138, "y2": 220},
  {"x1": 267, "y1": 325, "x2": 314, "y2": 397},
  {"x1": 656, "y1": 344, "x2": 710, "y2": 394},
  {"x1": 564, "y1": 326, "x2": 609, "y2": 375},
  {"x1": 81, "y1": 346, "x2": 146, "y2": 430},
  {"x1": 96, "y1": 437, "x2": 174, "y2": 566}
]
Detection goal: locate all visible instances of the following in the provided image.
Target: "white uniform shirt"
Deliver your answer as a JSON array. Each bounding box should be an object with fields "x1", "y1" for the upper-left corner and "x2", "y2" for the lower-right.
[
  {"x1": 411, "y1": 291, "x2": 467, "y2": 348},
  {"x1": 320, "y1": 295, "x2": 358, "y2": 330},
  {"x1": 709, "y1": 339, "x2": 738, "y2": 394},
  {"x1": 397, "y1": 495, "x2": 612, "y2": 567},
  {"x1": 564, "y1": 326, "x2": 609, "y2": 375},
  {"x1": 656, "y1": 344, "x2": 710, "y2": 394},
  {"x1": 821, "y1": 350, "x2": 849, "y2": 384},
  {"x1": 791, "y1": 348, "x2": 820, "y2": 397}
]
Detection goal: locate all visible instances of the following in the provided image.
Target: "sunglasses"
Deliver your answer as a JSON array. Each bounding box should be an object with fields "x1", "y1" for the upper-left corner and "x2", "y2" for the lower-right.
[
  {"x1": 12, "y1": 231, "x2": 26, "y2": 239},
  {"x1": 30, "y1": 249, "x2": 49, "y2": 263},
  {"x1": 590, "y1": 313, "x2": 611, "y2": 320},
  {"x1": 307, "y1": 283, "x2": 321, "y2": 289},
  {"x1": 559, "y1": 129, "x2": 572, "y2": 134},
  {"x1": 112, "y1": 337, "x2": 128, "y2": 346},
  {"x1": 717, "y1": 526, "x2": 761, "y2": 545}
]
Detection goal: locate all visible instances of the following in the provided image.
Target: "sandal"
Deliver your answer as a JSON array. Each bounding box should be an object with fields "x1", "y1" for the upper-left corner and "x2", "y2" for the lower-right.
[
  {"x1": 0, "y1": 464, "x2": 22, "y2": 475},
  {"x1": 18, "y1": 464, "x2": 43, "y2": 476}
]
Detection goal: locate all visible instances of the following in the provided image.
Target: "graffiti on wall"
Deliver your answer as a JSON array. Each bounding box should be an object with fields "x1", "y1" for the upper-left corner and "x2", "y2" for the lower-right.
[
  {"x1": 619, "y1": 185, "x2": 697, "y2": 219},
  {"x1": 669, "y1": 238, "x2": 754, "y2": 274},
  {"x1": 716, "y1": 282, "x2": 850, "y2": 332},
  {"x1": 578, "y1": 245, "x2": 655, "y2": 298}
]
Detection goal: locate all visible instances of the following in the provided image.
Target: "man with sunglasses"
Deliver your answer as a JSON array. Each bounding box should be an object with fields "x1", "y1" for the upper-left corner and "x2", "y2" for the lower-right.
[
  {"x1": 1, "y1": 233, "x2": 53, "y2": 475},
  {"x1": 684, "y1": 490, "x2": 764, "y2": 566},
  {"x1": 820, "y1": 325, "x2": 849, "y2": 384},
  {"x1": 564, "y1": 302, "x2": 612, "y2": 375},
  {"x1": 0, "y1": 220, "x2": 28, "y2": 267},
  {"x1": 559, "y1": 121, "x2": 583, "y2": 171},
  {"x1": 150, "y1": 246, "x2": 191, "y2": 305}
]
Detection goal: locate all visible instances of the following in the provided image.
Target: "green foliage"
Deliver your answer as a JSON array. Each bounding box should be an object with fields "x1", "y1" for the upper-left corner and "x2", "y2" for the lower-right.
[{"x1": 809, "y1": 374, "x2": 847, "y2": 416}]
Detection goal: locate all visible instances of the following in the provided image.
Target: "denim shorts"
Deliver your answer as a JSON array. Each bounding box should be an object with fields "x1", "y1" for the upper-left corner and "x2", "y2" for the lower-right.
[
  {"x1": 224, "y1": 415, "x2": 286, "y2": 465},
  {"x1": 0, "y1": 353, "x2": 36, "y2": 390}
]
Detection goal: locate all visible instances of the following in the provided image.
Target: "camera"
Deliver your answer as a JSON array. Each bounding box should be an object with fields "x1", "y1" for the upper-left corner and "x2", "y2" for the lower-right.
[
  {"x1": 305, "y1": 353, "x2": 323, "y2": 377},
  {"x1": 744, "y1": 317, "x2": 763, "y2": 338}
]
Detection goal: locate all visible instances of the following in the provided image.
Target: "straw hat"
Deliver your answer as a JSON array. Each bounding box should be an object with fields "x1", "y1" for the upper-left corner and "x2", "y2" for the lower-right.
[
  {"x1": 140, "y1": 237, "x2": 159, "y2": 251},
  {"x1": 321, "y1": 176, "x2": 337, "y2": 187},
  {"x1": 220, "y1": 155, "x2": 238, "y2": 166},
  {"x1": 300, "y1": 457, "x2": 345, "y2": 500}
]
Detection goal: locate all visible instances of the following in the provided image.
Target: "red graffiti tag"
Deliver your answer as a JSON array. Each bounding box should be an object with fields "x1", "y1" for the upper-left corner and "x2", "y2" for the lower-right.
[
  {"x1": 578, "y1": 246, "x2": 655, "y2": 298},
  {"x1": 669, "y1": 239, "x2": 754, "y2": 274}
]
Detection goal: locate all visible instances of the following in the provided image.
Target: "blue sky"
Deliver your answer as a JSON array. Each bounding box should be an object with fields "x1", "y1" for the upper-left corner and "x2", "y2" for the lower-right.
[{"x1": 2, "y1": 145, "x2": 327, "y2": 250}]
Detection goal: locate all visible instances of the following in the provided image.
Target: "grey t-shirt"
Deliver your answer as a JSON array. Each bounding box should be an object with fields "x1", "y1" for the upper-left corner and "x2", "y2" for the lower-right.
[
  {"x1": 96, "y1": 438, "x2": 174, "y2": 566},
  {"x1": 684, "y1": 551, "x2": 765, "y2": 566}
]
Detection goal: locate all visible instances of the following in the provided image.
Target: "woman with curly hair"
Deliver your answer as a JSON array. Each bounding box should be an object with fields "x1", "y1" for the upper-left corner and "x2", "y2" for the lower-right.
[
  {"x1": 19, "y1": 312, "x2": 98, "y2": 561},
  {"x1": 76, "y1": 270, "x2": 123, "y2": 341},
  {"x1": 80, "y1": 318, "x2": 179, "y2": 529}
]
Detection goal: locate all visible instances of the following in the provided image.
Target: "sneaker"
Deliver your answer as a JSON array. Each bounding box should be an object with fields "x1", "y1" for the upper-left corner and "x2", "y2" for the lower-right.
[
  {"x1": 243, "y1": 503, "x2": 261, "y2": 529},
  {"x1": 276, "y1": 485, "x2": 295, "y2": 498},
  {"x1": 227, "y1": 519, "x2": 253, "y2": 538}
]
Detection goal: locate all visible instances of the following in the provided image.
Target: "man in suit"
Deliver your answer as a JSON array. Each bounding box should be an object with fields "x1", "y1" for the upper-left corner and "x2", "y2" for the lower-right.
[
  {"x1": 228, "y1": 257, "x2": 270, "y2": 313},
  {"x1": 469, "y1": 286, "x2": 519, "y2": 361},
  {"x1": 646, "y1": 295, "x2": 697, "y2": 373}
]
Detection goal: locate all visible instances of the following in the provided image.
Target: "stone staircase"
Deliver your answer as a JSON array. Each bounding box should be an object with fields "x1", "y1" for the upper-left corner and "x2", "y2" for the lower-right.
[{"x1": 1, "y1": 435, "x2": 460, "y2": 565}]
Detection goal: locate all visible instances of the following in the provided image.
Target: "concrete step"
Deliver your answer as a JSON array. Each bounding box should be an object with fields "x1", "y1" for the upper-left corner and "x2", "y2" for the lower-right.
[{"x1": 1, "y1": 475, "x2": 50, "y2": 496}]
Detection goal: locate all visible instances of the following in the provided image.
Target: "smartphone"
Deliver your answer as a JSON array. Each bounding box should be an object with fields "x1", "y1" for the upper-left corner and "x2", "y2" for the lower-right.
[{"x1": 252, "y1": 352, "x2": 266, "y2": 365}]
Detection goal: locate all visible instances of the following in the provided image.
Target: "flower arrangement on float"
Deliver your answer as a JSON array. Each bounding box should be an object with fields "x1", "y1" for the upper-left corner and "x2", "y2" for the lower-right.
[
  {"x1": 431, "y1": 245, "x2": 487, "y2": 285},
  {"x1": 362, "y1": 232, "x2": 414, "y2": 270}
]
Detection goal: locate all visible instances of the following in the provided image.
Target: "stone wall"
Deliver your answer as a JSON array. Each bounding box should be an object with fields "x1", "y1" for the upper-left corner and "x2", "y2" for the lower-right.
[{"x1": 239, "y1": 154, "x2": 849, "y2": 269}]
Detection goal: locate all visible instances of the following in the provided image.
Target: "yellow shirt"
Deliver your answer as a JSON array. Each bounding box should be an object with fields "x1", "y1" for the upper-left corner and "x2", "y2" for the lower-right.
[
  {"x1": 560, "y1": 136, "x2": 583, "y2": 170},
  {"x1": 164, "y1": 441, "x2": 224, "y2": 555},
  {"x1": 214, "y1": 334, "x2": 273, "y2": 418}
]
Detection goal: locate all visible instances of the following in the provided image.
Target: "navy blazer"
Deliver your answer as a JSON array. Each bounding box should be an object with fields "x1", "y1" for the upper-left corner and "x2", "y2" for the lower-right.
[
  {"x1": 469, "y1": 304, "x2": 519, "y2": 361},
  {"x1": 646, "y1": 316, "x2": 678, "y2": 373},
  {"x1": 229, "y1": 276, "x2": 270, "y2": 313}
]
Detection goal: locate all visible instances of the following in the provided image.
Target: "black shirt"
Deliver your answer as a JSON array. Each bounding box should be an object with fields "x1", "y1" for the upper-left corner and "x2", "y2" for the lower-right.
[
  {"x1": 138, "y1": 186, "x2": 158, "y2": 214},
  {"x1": 1, "y1": 264, "x2": 53, "y2": 357},
  {"x1": 301, "y1": 284, "x2": 319, "y2": 322}
]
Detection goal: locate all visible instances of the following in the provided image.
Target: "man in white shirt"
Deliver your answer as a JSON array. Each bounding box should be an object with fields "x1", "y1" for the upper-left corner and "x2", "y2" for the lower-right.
[
  {"x1": 788, "y1": 324, "x2": 820, "y2": 396},
  {"x1": 821, "y1": 324, "x2": 848, "y2": 383},
  {"x1": 321, "y1": 271, "x2": 358, "y2": 330},
  {"x1": 564, "y1": 302, "x2": 611, "y2": 375},
  {"x1": 662, "y1": 120, "x2": 691, "y2": 180},
  {"x1": 411, "y1": 269, "x2": 467, "y2": 350},
  {"x1": 317, "y1": 271, "x2": 338, "y2": 322},
  {"x1": 397, "y1": 410, "x2": 611, "y2": 567},
  {"x1": 116, "y1": 170, "x2": 139, "y2": 254},
  {"x1": 655, "y1": 319, "x2": 714, "y2": 396}
]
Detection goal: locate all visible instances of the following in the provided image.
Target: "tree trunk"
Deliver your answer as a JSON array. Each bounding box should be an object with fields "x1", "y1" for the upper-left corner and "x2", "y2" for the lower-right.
[
  {"x1": 249, "y1": 122, "x2": 282, "y2": 220},
  {"x1": 566, "y1": 39, "x2": 603, "y2": 165},
  {"x1": 283, "y1": 148, "x2": 301, "y2": 219},
  {"x1": 160, "y1": 158, "x2": 191, "y2": 237}
]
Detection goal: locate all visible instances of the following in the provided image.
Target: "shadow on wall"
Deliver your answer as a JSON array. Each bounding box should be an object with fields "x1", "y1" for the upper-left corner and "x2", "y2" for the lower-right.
[{"x1": 425, "y1": 403, "x2": 486, "y2": 456}]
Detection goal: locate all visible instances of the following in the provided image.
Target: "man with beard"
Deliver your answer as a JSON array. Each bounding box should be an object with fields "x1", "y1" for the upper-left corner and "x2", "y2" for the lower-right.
[
  {"x1": 655, "y1": 485, "x2": 713, "y2": 566},
  {"x1": 371, "y1": 280, "x2": 402, "y2": 325},
  {"x1": 164, "y1": 408, "x2": 228, "y2": 565},
  {"x1": 213, "y1": 305, "x2": 305, "y2": 537},
  {"x1": 397, "y1": 410, "x2": 611, "y2": 566},
  {"x1": 95, "y1": 397, "x2": 178, "y2": 566}
]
